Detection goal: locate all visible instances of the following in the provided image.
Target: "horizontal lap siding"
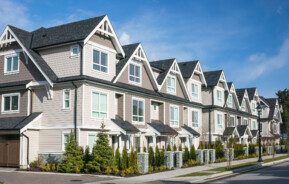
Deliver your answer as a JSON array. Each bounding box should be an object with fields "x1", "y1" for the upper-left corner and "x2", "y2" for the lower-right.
[{"x1": 39, "y1": 129, "x2": 64, "y2": 153}]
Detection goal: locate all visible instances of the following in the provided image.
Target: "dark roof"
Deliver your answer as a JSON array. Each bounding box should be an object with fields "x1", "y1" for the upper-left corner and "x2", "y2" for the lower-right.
[
  {"x1": 0, "y1": 112, "x2": 42, "y2": 130},
  {"x1": 203, "y1": 70, "x2": 223, "y2": 87},
  {"x1": 266, "y1": 98, "x2": 278, "y2": 119},
  {"x1": 259, "y1": 96, "x2": 270, "y2": 107},
  {"x1": 236, "y1": 89, "x2": 246, "y2": 105},
  {"x1": 182, "y1": 125, "x2": 200, "y2": 137},
  {"x1": 246, "y1": 88, "x2": 257, "y2": 101},
  {"x1": 115, "y1": 43, "x2": 140, "y2": 76},
  {"x1": 251, "y1": 130, "x2": 258, "y2": 137},
  {"x1": 148, "y1": 120, "x2": 178, "y2": 136},
  {"x1": 9, "y1": 26, "x2": 58, "y2": 82},
  {"x1": 227, "y1": 82, "x2": 233, "y2": 90},
  {"x1": 178, "y1": 60, "x2": 198, "y2": 79},
  {"x1": 150, "y1": 59, "x2": 175, "y2": 85},
  {"x1": 223, "y1": 127, "x2": 236, "y2": 136},
  {"x1": 236, "y1": 125, "x2": 248, "y2": 136},
  {"x1": 111, "y1": 116, "x2": 139, "y2": 134},
  {"x1": 30, "y1": 16, "x2": 105, "y2": 49},
  {"x1": 0, "y1": 80, "x2": 31, "y2": 89}
]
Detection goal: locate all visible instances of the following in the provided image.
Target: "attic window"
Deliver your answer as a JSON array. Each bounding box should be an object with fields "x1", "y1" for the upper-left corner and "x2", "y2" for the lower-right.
[{"x1": 70, "y1": 45, "x2": 80, "y2": 57}]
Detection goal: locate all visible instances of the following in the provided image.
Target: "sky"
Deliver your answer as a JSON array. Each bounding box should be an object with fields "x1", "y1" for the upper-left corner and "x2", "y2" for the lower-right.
[{"x1": 1, "y1": 0, "x2": 289, "y2": 97}]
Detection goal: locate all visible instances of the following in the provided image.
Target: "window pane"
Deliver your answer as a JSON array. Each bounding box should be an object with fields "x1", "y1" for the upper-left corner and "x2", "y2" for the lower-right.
[
  {"x1": 133, "y1": 100, "x2": 138, "y2": 115},
  {"x1": 6, "y1": 57, "x2": 12, "y2": 72},
  {"x1": 93, "y1": 50, "x2": 100, "y2": 64},
  {"x1": 139, "y1": 101, "x2": 144, "y2": 116},
  {"x1": 88, "y1": 134, "x2": 96, "y2": 150},
  {"x1": 65, "y1": 100, "x2": 70, "y2": 108},
  {"x1": 12, "y1": 56, "x2": 18, "y2": 71},
  {"x1": 130, "y1": 64, "x2": 134, "y2": 75},
  {"x1": 93, "y1": 64, "x2": 100, "y2": 71},
  {"x1": 92, "y1": 93, "x2": 98, "y2": 112},
  {"x1": 4, "y1": 96, "x2": 10, "y2": 111},
  {"x1": 11, "y1": 95, "x2": 19, "y2": 110},
  {"x1": 99, "y1": 94, "x2": 107, "y2": 111},
  {"x1": 101, "y1": 66, "x2": 107, "y2": 73},
  {"x1": 135, "y1": 65, "x2": 140, "y2": 77},
  {"x1": 101, "y1": 53, "x2": 108, "y2": 66}
]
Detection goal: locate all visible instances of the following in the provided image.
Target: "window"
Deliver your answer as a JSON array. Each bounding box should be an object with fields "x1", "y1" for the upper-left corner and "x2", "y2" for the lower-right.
[
  {"x1": 62, "y1": 133, "x2": 70, "y2": 151},
  {"x1": 192, "y1": 83, "x2": 199, "y2": 98},
  {"x1": 2, "y1": 93, "x2": 19, "y2": 113},
  {"x1": 227, "y1": 94, "x2": 233, "y2": 107},
  {"x1": 229, "y1": 116, "x2": 235, "y2": 127},
  {"x1": 252, "y1": 120, "x2": 257, "y2": 130},
  {"x1": 70, "y1": 45, "x2": 79, "y2": 57},
  {"x1": 132, "y1": 99, "x2": 144, "y2": 123},
  {"x1": 217, "y1": 114, "x2": 223, "y2": 128},
  {"x1": 88, "y1": 133, "x2": 97, "y2": 152},
  {"x1": 192, "y1": 111, "x2": 199, "y2": 128},
  {"x1": 129, "y1": 63, "x2": 141, "y2": 83},
  {"x1": 5, "y1": 54, "x2": 19, "y2": 74},
  {"x1": 167, "y1": 75, "x2": 176, "y2": 94},
  {"x1": 63, "y1": 89, "x2": 70, "y2": 109},
  {"x1": 93, "y1": 49, "x2": 108, "y2": 73},
  {"x1": 241, "y1": 100, "x2": 246, "y2": 111},
  {"x1": 217, "y1": 90, "x2": 222, "y2": 102},
  {"x1": 92, "y1": 92, "x2": 107, "y2": 118},
  {"x1": 170, "y1": 106, "x2": 179, "y2": 126},
  {"x1": 251, "y1": 102, "x2": 256, "y2": 113},
  {"x1": 243, "y1": 118, "x2": 248, "y2": 125}
]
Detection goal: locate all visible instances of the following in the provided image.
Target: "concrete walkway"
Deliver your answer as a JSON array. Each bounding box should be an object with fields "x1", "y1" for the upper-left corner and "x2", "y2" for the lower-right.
[{"x1": 94, "y1": 154, "x2": 287, "y2": 184}]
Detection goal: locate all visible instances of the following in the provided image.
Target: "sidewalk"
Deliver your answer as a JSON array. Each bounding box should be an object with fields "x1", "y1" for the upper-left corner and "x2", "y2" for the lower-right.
[{"x1": 94, "y1": 154, "x2": 287, "y2": 184}]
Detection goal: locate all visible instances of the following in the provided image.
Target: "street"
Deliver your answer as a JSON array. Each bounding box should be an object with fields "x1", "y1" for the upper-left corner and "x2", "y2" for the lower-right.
[{"x1": 208, "y1": 161, "x2": 289, "y2": 184}]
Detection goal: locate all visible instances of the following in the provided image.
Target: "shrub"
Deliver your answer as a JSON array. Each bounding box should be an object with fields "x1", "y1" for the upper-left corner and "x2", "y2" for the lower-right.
[
  {"x1": 190, "y1": 145, "x2": 196, "y2": 160},
  {"x1": 166, "y1": 144, "x2": 172, "y2": 151},
  {"x1": 187, "y1": 159, "x2": 198, "y2": 166},
  {"x1": 121, "y1": 148, "x2": 129, "y2": 170},
  {"x1": 249, "y1": 144, "x2": 256, "y2": 155},
  {"x1": 160, "y1": 148, "x2": 165, "y2": 166},
  {"x1": 234, "y1": 144, "x2": 245, "y2": 158},
  {"x1": 86, "y1": 130, "x2": 116, "y2": 173},
  {"x1": 155, "y1": 146, "x2": 161, "y2": 167},
  {"x1": 178, "y1": 144, "x2": 182, "y2": 151},
  {"x1": 129, "y1": 149, "x2": 139, "y2": 174},
  {"x1": 159, "y1": 165, "x2": 167, "y2": 171},
  {"x1": 59, "y1": 132, "x2": 84, "y2": 173},
  {"x1": 214, "y1": 139, "x2": 224, "y2": 159},
  {"x1": 115, "y1": 148, "x2": 121, "y2": 171},
  {"x1": 198, "y1": 142, "x2": 205, "y2": 149},
  {"x1": 173, "y1": 144, "x2": 177, "y2": 151},
  {"x1": 29, "y1": 157, "x2": 44, "y2": 170},
  {"x1": 183, "y1": 147, "x2": 190, "y2": 164},
  {"x1": 148, "y1": 147, "x2": 155, "y2": 167}
]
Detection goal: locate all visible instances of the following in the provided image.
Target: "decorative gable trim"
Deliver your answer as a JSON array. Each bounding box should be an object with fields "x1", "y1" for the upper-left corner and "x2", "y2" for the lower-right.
[
  {"x1": 0, "y1": 28, "x2": 16, "y2": 47},
  {"x1": 191, "y1": 61, "x2": 207, "y2": 86},
  {"x1": 84, "y1": 15, "x2": 125, "y2": 57},
  {"x1": 218, "y1": 71, "x2": 229, "y2": 91}
]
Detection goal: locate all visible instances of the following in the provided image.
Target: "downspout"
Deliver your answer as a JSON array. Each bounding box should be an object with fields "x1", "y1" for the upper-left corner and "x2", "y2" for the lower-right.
[
  {"x1": 72, "y1": 82, "x2": 78, "y2": 141},
  {"x1": 78, "y1": 42, "x2": 84, "y2": 76},
  {"x1": 21, "y1": 131, "x2": 29, "y2": 167}
]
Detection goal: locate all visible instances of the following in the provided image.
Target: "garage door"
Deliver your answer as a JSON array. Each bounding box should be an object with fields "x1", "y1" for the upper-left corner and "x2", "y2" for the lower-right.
[{"x1": 0, "y1": 135, "x2": 20, "y2": 167}]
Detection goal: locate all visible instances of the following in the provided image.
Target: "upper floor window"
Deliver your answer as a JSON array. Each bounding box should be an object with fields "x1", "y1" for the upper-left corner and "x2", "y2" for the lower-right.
[
  {"x1": 191, "y1": 83, "x2": 199, "y2": 99},
  {"x1": 227, "y1": 94, "x2": 233, "y2": 107},
  {"x1": 217, "y1": 90, "x2": 222, "y2": 102},
  {"x1": 243, "y1": 118, "x2": 248, "y2": 125},
  {"x1": 93, "y1": 49, "x2": 108, "y2": 73},
  {"x1": 5, "y1": 54, "x2": 19, "y2": 74},
  {"x1": 192, "y1": 110, "x2": 199, "y2": 128},
  {"x1": 63, "y1": 89, "x2": 71, "y2": 109},
  {"x1": 167, "y1": 75, "x2": 176, "y2": 94},
  {"x1": 217, "y1": 114, "x2": 223, "y2": 128},
  {"x1": 132, "y1": 98, "x2": 144, "y2": 123},
  {"x1": 252, "y1": 120, "x2": 257, "y2": 130},
  {"x1": 70, "y1": 45, "x2": 79, "y2": 57},
  {"x1": 251, "y1": 102, "x2": 256, "y2": 113},
  {"x1": 129, "y1": 63, "x2": 141, "y2": 84},
  {"x1": 170, "y1": 105, "x2": 179, "y2": 127},
  {"x1": 92, "y1": 91, "x2": 107, "y2": 118},
  {"x1": 241, "y1": 100, "x2": 246, "y2": 111},
  {"x1": 1, "y1": 93, "x2": 20, "y2": 113},
  {"x1": 229, "y1": 116, "x2": 235, "y2": 127}
]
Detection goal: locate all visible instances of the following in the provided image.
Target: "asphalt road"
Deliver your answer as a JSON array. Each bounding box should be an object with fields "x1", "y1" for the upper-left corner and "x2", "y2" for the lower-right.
[{"x1": 209, "y1": 161, "x2": 289, "y2": 184}]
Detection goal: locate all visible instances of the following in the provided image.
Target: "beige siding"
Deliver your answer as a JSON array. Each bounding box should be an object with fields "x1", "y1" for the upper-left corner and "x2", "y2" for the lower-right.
[
  {"x1": 202, "y1": 89, "x2": 213, "y2": 105},
  {"x1": 26, "y1": 130, "x2": 39, "y2": 162},
  {"x1": 39, "y1": 129, "x2": 65, "y2": 153},
  {"x1": 160, "y1": 74, "x2": 185, "y2": 98},
  {"x1": 89, "y1": 34, "x2": 116, "y2": 50},
  {"x1": 39, "y1": 45, "x2": 80, "y2": 78}
]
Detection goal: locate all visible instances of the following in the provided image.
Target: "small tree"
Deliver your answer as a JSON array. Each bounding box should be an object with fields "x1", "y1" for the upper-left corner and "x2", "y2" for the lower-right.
[
  {"x1": 190, "y1": 145, "x2": 196, "y2": 160},
  {"x1": 160, "y1": 147, "x2": 165, "y2": 166},
  {"x1": 215, "y1": 139, "x2": 224, "y2": 159},
  {"x1": 115, "y1": 148, "x2": 121, "y2": 170},
  {"x1": 155, "y1": 146, "x2": 161, "y2": 167},
  {"x1": 121, "y1": 148, "x2": 129, "y2": 170},
  {"x1": 60, "y1": 132, "x2": 84, "y2": 173},
  {"x1": 183, "y1": 147, "x2": 190, "y2": 164},
  {"x1": 129, "y1": 149, "x2": 138, "y2": 173},
  {"x1": 178, "y1": 144, "x2": 182, "y2": 151},
  {"x1": 148, "y1": 147, "x2": 155, "y2": 167},
  {"x1": 173, "y1": 144, "x2": 177, "y2": 151},
  {"x1": 83, "y1": 146, "x2": 92, "y2": 172},
  {"x1": 166, "y1": 144, "x2": 172, "y2": 151}
]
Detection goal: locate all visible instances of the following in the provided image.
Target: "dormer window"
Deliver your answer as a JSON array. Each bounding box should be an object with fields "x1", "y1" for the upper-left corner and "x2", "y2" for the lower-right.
[
  {"x1": 241, "y1": 100, "x2": 246, "y2": 111},
  {"x1": 191, "y1": 83, "x2": 199, "y2": 99},
  {"x1": 5, "y1": 54, "x2": 19, "y2": 74},
  {"x1": 167, "y1": 75, "x2": 176, "y2": 94},
  {"x1": 251, "y1": 102, "x2": 256, "y2": 113},
  {"x1": 93, "y1": 49, "x2": 108, "y2": 73},
  {"x1": 227, "y1": 94, "x2": 233, "y2": 108},
  {"x1": 217, "y1": 90, "x2": 222, "y2": 102},
  {"x1": 70, "y1": 45, "x2": 79, "y2": 57},
  {"x1": 129, "y1": 63, "x2": 141, "y2": 84}
]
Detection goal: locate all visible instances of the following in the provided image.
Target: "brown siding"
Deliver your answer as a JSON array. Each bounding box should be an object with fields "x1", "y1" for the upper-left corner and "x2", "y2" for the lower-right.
[
  {"x1": 192, "y1": 73, "x2": 202, "y2": 82},
  {"x1": 0, "y1": 52, "x2": 45, "y2": 84},
  {"x1": 0, "y1": 89, "x2": 28, "y2": 118},
  {"x1": 89, "y1": 33, "x2": 116, "y2": 50},
  {"x1": 160, "y1": 74, "x2": 185, "y2": 99}
]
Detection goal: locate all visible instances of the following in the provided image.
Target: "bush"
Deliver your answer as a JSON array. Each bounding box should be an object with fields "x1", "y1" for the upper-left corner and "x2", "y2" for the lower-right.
[
  {"x1": 234, "y1": 144, "x2": 245, "y2": 158},
  {"x1": 190, "y1": 145, "x2": 196, "y2": 160},
  {"x1": 178, "y1": 144, "x2": 182, "y2": 151},
  {"x1": 183, "y1": 147, "x2": 190, "y2": 164},
  {"x1": 249, "y1": 144, "x2": 256, "y2": 155},
  {"x1": 115, "y1": 148, "x2": 121, "y2": 171},
  {"x1": 29, "y1": 157, "x2": 44, "y2": 170},
  {"x1": 86, "y1": 130, "x2": 116, "y2": 173},
  {"x1": 166, "y1": 144, "x2": 172, "y2": 151},
  {"x1": 148, "y1": 147, "x2": 155, "y2": 167},
  {"x1": 155, "y1": 146, "x2": 161, "y2": 167},
  {"x1": 121, "y1": 148, "x2": 129, "y2": 170},
  {"x1": 173, "y1": 144, "x2": 177, "y2": 151},
  {"x1": 59, "y1": 132, "x2": 84, "y2": 173},
  {"x1": 187, "y1": 159, "x2": 198, "y2": 166},
  {"x1": 214, "y1": 139, "x2": 224, "y2": 159},
  {"x1": 129, "y1": 149, "x2": 139, "y2": 174},
  {"x1": 160, "y1": 148, "x2": 165, "y2": 166}
]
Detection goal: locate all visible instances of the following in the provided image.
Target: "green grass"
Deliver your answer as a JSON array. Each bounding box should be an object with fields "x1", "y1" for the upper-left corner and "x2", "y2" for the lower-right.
[
  {"x1": 178, "y1": 172, "x2": 213, "y2": 177},
  {"x1": 209, "y1": 162, "x2": 257, "y2": 172},
  {"x1": 263, "y1": 155, "x2": 289, "y2": 163}
]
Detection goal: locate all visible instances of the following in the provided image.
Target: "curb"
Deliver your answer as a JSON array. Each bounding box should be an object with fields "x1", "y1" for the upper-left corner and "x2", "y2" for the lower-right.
[{"x1": 198, "y1": 157, "x2": 289, "y2": 183}]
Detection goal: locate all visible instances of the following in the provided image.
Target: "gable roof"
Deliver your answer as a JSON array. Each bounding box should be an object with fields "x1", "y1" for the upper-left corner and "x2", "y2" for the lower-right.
[
  {"x1": 148, "y1": 120, "x2": 178, "y2": 136},
  {"x1": 30, "y1": 16, "x2": 105, "y2": 49},
  {"x1": 111, "y1": 116, "x2": 140, "y2": 134},
  {"x1": 246, "y1": 88, "x2": 257, "y2": 101},
  {"x1": 227, "y1": 82, "x2": 233, "y2": 90},
  {"x1": 236, "y1": 125, "x2": 251, "y2": 137},
  {"x1": 266, "y1": 98, "x2": 278, "y2": 119},
  {"x1": 259, "y1": 96, "x2": 270, "y2": 107},
  {"x1": 150, "y1": 58, "x2": 175, "y2": 85},
  {"x1": 182, "y1": 125, "x2": 200, "y2": 137},
  {"x1": 0, "y1": 112, "x2": 42, "y2": 130},
  {"x1": 251, "y1": 130, "x2": 258, "y2": 137},
  {"x1": 236, "y1": 89, "x2": 246, "y2": 105},
  {"x1": 178, "y1": 60, "x2": 198, "y2": 79},
  {"x1": 203, "y1": 70, "x2": 223, "y2": 87},
  {"x1": 223, "y1": 127, "x2": 239, "y2": 137}
]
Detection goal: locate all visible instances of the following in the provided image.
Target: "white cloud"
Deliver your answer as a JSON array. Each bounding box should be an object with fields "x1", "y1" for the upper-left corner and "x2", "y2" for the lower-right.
[
  {"x1": 235, "y1": 38, "x2": 289, "y2": 82},
  {"x1": 119, "y1": 32, "x2": 131, "y2": 45},
  {"x1": 0, "y1": 0, "x2": 31, "y2": 31}
]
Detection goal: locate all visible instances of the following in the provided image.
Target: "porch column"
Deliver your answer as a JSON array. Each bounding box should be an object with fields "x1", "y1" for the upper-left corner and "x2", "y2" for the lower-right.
[
  {"x1": 186, "y1": 136, "x2": 190, "y2": 148},
  {"x1": 118, "y1": 135, "x2": 123, "y2": 152},
  {"x1": 152, "y1": 135, "x2": 157, "y2": 150},
  {"x1": 140, "y1": 134, "x2": 144, "y2": 153}
]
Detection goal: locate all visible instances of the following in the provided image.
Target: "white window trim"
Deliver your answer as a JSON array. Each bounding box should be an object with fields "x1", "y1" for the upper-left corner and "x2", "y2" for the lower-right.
[
  {"x1": 92, "y1": 48, "x2": 109, "y2": 74},
  {"x1": 167, "y1": 75, "x2": 176, "y2": 94},
  {"x1": 4, "y1": 53, "x2": 20, "y2": 75},
  {"x1": 170, "y1": 105, "x2": 179, "y2": 127},
  {"x1": 70, "y1": 45, "x2": 80, "y2": 57},
  {"x1": 192, "y1": 110, "x2": 199, "y2": 128},
  {"x1": 1, "y1": 92, "x2": 20, "y2": 114},
  {"x1": 229, "y1": 115, "x2": 235, "y2": 127},
  {"x1": 128, "y1": 61, "x2": 142, "y2": 85},
  {"x1": 132, "y1": 97, "x2": 145, "y2": 124},
  {"x1": 227, "y1": 94, "x2": 233, "y2": 107},
  {"x1": 87, "y1": 132, "x2": 97, "y2": 152},
  {"x1": 62, "y1": 131, "x2": 71, "y2": 151},
  {"x1": 62, "y1": 89, "x2": 71, "y2": 110},
  {"x1": 191, "y1": 82, "x2": 199, "y2": 99},
  {"x1": 243, "y1": 118, "x2": 248, "y2": 125},
  {"x1": 91, "y1": 90, "x2": 108, "y2": 119},
  {"x1": 217, "y1": 113, "x2": 223, "y2": 128}
]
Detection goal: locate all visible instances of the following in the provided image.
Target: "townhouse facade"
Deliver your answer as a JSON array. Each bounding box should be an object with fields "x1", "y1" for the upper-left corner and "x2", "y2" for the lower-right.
[{"x1": 0, "y1": 15, "x2": 282, "y2": 168}]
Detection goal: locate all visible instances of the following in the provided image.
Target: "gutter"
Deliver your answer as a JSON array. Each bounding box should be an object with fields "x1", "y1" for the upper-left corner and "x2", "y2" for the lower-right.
[
  {"x1": 77, "y1": 42, "x2": 84, "y2": 76},
  {"x1": 21, "y1": 131, "x2": 30, "y2": 167},
  {"x1": 72, "y1": 82, "x2": 78, "y2": 141}
]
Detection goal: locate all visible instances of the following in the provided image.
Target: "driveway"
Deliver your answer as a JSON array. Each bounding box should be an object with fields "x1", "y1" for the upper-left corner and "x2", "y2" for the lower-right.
[{"x1": 0, "y1": 170, "x2": 118, "y2": 184}]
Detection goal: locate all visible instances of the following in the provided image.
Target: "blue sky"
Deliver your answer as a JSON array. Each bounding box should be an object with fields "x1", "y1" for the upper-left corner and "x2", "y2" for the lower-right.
[{"x1": 1, "y1": 0, "x2": 289, "y2": 97}]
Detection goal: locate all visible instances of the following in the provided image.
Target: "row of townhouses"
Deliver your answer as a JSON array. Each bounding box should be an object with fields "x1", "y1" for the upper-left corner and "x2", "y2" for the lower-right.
[{"x1": 0, "y1": 15, "x2": 283, "y2": 168}]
